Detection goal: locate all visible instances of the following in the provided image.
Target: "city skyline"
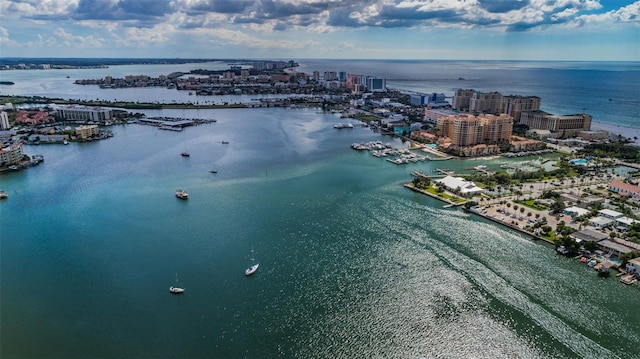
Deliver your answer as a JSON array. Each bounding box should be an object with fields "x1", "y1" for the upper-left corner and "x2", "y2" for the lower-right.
[{"x1": 0, "y1": 0, "x2": 639, "y2": 61}]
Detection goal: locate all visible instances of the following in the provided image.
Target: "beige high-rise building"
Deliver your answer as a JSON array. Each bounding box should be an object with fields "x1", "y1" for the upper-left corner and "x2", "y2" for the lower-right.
[
  {"x1": 452, "y1": 89, "x2": 476, "y2": 111},
  {"x1": 437, "y1": 114, "x2": 513, "y2": 147},
  {"x1": 501, "y1": 96, "x2": 541, "y2": 124},
  {"x1": 470, "y1": 92, "x2": 502, "y2": 114}
]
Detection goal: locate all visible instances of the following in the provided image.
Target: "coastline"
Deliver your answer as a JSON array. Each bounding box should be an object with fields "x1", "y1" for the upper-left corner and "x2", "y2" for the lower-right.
[{"x1": 592, "y1": 121, "x2": 640, "y2": 146}]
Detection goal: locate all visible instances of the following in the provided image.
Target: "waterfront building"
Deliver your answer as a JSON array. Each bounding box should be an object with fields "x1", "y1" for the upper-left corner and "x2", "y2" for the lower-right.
[
  {"x1": 410, "y1": 94, "x2": 427, "y2": 106},
  {"x1": 436, "y1": 113, "x2": 513, "y2": 147},
  {"x1": 578, "y1": 130, "x2": 609, "y2": 141},
  {"x1": 451, "y1": 89, "x2": 476, "y2": 111},
  {"x1": 75, "y1": 124, "x2": 99, "y2": 140},
  {"x1": 501, "y1": 95, "x2": 541, "y2": 124},
  {"x1": 16, "y1": 110, "x2": 55, "y2": 125},
  {"x1": 598, "y1": 239, "x2": 634, "y2": 257},
  {"x1": 570, "y1": 229, "x2": 608, "y2": 244},
  {"x1": 55, "y1": 105, "x2": 113, "y2": 123},
  {"x1": 0, "y1": 143, "x2": 24, "y2": 166},
  {"x1": 0, "y1": 111, "x2": 9, "y2": 130},
  {"x1": 365, "y1": 77, "x2": 386, "y2": 92},
  {"x1": 312, "y1": 71, "x2": 320, "y2": 82},
  {"x1": 338, "y1": 71, "x2": 347, "y2": 82},
  {"x1": 470, "y1": 91, "x2": 502, "y2": 114},
  {"x1": 435, "y1": 175, "x2": 484, "y2": 197},
  {"x1": 346, "y1": 74, "x2": 365, "y2": 91},
  {"x1": 424, "y1": 107, "x2": 458, "y2": 124},
  {"x1": 519, "y1": 110, "x2": 592, "y2": 138}
]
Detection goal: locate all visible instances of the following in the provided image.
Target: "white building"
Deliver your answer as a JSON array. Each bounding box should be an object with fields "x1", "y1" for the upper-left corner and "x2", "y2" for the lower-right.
[
  {"x1": 435, "y1": 176, "x2": 484, "y2": 197},
  {"x1": 564, "y1": 206, "x2": 590, "y2": 218},
  {"x1": 0, "y1": 111, "x2": 9, "y2": 130},
  {"x1": 55, "y1": 105, "x2": 113, "y2": 122},
  {"x1": 598, "y1": 209, "x2": 623, "y2": 219},
  {"x1": 589, "y1": 217, "x2": 614, "y2": 229},
  {"x1": 0, "y1": 143, "x2": 24, "y2": 166}
]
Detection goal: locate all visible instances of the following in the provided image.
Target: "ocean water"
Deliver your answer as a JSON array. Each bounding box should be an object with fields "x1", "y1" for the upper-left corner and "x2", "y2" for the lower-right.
[{"x1": 1, "y1": 107, "x2": 640, "y2": 358}]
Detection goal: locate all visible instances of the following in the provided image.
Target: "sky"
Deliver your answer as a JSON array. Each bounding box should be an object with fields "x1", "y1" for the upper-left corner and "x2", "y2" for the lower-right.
[{"x1": 0, "y1": 0, "x2": 638, "y2": 61}]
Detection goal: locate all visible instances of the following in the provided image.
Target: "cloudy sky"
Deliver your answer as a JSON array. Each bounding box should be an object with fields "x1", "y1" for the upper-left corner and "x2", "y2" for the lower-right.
[{"x1": 1, "y1": 0, "x2": 638, "y2": 61}]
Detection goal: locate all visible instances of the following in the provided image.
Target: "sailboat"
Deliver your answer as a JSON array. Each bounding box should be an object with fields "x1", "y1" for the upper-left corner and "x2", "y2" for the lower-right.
[
  {"x1": 181, "y1": 141, "x2": 190, "y2": 157},
  {"x1": 170, "y1": 273, "x2": 185, "y2": 294},
  {"x1": 245, "y1": 247, "x2": 259, "y2": 276}
]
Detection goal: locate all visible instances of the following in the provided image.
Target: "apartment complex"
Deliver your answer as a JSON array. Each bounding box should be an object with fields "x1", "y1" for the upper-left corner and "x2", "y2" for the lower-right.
[
  {"x1": 501, "y1": 95, "x2": 541, "y2": 123},
  {"x1": 519, "y1": 111, "x2": 592, "y2": 137},
  {"x1": 0, "y1": 143, "x2": 24, "y2": 166},
  {"x1": 75, "y1": 125, "x2": 100, "y2": 139},
  {"x1": 437, "y1": 114, "x2": 513, "y2": 147},
  {"x1": 55, "y1": 105, "x2": 113, "y2": 122},
  {"x1": 0, "y1": 111, "x2": 9, "y2": 130}
]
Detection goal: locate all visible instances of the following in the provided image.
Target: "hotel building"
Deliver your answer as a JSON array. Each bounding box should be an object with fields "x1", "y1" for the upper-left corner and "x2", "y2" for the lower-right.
[
  {"x1": 519, "y1": 110, "x2": 592, "y2": 137},
  {"x1": 437, "y1": 113, "x2": 513, "y2": 147},
  {"x1": 0, "y1": 111, "x2": 9, "y2": 130},
  {"x1": 501, "y1": 95, "x2": 541, "y2": 124}
]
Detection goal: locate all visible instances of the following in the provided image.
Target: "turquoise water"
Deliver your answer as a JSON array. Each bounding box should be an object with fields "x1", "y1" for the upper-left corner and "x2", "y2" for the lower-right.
[{"x1": 2, "y1": 107, "x2": 639, "y2": 358}]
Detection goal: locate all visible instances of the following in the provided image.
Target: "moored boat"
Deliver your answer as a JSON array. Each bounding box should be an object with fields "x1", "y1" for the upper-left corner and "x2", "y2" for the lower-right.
[{"x1": 175, "y1": 189, "x2": 189, "y2": 199}]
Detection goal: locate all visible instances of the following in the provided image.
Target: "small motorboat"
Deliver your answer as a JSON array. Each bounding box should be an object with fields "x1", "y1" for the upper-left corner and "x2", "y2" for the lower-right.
[
  {"x1": 169, "y1": 286, "x2": 185, "y2": 294},
  {"x1": 210, "y1": 169, "x2": 218, "y2": 174},
  {"x1": 181, "y1": 152, "x2": 190, "y2": 157},
  {"x1": 175, "y1": 189, "x2": 189, "y2": 199},
  {"x1": 245, "y1": 263, "x2": 259, "y2": 276}
]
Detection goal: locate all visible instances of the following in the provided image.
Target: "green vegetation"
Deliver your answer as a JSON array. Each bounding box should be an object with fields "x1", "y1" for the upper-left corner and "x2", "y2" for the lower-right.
[
  {"x1": 514, "y1": 199, "x2": 547, "y2": 211},
  {"x1": 354, "y1": 115, "x2": 381, "y2": 123},
  {"x1": 577, "y1": 142, "x2": 640, "y2": 162},
  {"x1": 411, "y1": 176, "x2": 431, "y2": 190}
]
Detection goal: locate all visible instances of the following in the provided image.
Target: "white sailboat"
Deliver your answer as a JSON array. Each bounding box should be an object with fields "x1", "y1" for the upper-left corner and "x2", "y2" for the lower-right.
[
  {"x1": 245, "y1": 247, "x2": 259, "y2": 276},
  {"x1": 170, "y1": 273, "x2": 185, "y2": 294}
]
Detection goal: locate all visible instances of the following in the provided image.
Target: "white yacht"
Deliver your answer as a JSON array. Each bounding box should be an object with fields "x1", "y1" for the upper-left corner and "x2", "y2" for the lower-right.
[
  {"x1": 169, "y1": 286, "x2": 185, "y2": 294},
  {"x1": 175, "y1": 189, "x2": 189, "y2": 199}
]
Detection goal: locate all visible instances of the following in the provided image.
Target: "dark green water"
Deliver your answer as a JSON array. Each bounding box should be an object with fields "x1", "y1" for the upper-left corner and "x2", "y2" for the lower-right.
[{"x1": 1, "y1": 108, "x2": 639, "y2": 358}]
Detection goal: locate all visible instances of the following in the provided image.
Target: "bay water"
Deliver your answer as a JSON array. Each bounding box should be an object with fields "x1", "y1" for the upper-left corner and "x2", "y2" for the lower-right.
[{"x1": 1, "y1": 61, "x2": 640, "y2": 358}]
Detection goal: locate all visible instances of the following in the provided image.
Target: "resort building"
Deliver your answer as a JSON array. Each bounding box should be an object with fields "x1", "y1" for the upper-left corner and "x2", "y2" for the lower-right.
[
  {"x1": 519, "y1": 111, "x2": 592, "y2": 138},
  {"x1": 75, "y1": 125, "x2": 99, "y2": 140},
  {"x1": 500, "y1": 95, "x2": 541, "y2": 124},
  {"x1": 435, "y1": 175, "x2": 484, "y2": 197},
  {"x1": 451, "y1": 89, "x2": 476, "y2": 111},
  {"x1": 436, "y1": 113, "x2": 513, "y2": 147},
  {"x1": 424, "y1": 107, "x2": 458, "y2": 124},
  {"x1": 469, "y1": 91, "x2": 502, "y2": 114},
  {"x1": 0, "y1": 143, "x2": 24, "y2": 166},
  {"x1": 55, "y1": 105, "x2": 113, "y2": 123}
]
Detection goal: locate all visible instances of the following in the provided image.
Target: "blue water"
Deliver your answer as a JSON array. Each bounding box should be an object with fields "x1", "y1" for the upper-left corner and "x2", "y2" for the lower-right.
[{"x1": 2, "y1": 61, "x2": 640, "y2": 358}]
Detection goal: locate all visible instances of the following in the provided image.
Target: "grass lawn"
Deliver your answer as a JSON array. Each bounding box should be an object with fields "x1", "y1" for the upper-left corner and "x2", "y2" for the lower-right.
[{"x1": 514, "y1": 199, "x2": 547, "y2": 211}]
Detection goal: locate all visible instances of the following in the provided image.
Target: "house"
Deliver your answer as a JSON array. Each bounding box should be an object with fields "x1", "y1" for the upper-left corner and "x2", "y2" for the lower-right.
[{"x1": 435, "y1": 176, "x2": 484, "y2": 197}]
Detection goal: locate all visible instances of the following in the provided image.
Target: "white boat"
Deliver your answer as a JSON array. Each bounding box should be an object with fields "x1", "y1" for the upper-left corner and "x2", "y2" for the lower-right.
[
  {"x1": 175, "y1": 189, "x2": 189, "y2": 199},
  {"x1": 63, "y1": 139, "x2": 68, "y2": 145},
  {"x1": 169, "y1": 286, "x2": 185, "y2": 294},
  {"x1": 0, "y1": 190, "x2": 7, "y2": 199},
  {"x1": 245, "y1": 247, "x2": 259, "y2": 276},
  {"x1": 245, "y1": 263, "x2": 259, "y2": 276}
]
